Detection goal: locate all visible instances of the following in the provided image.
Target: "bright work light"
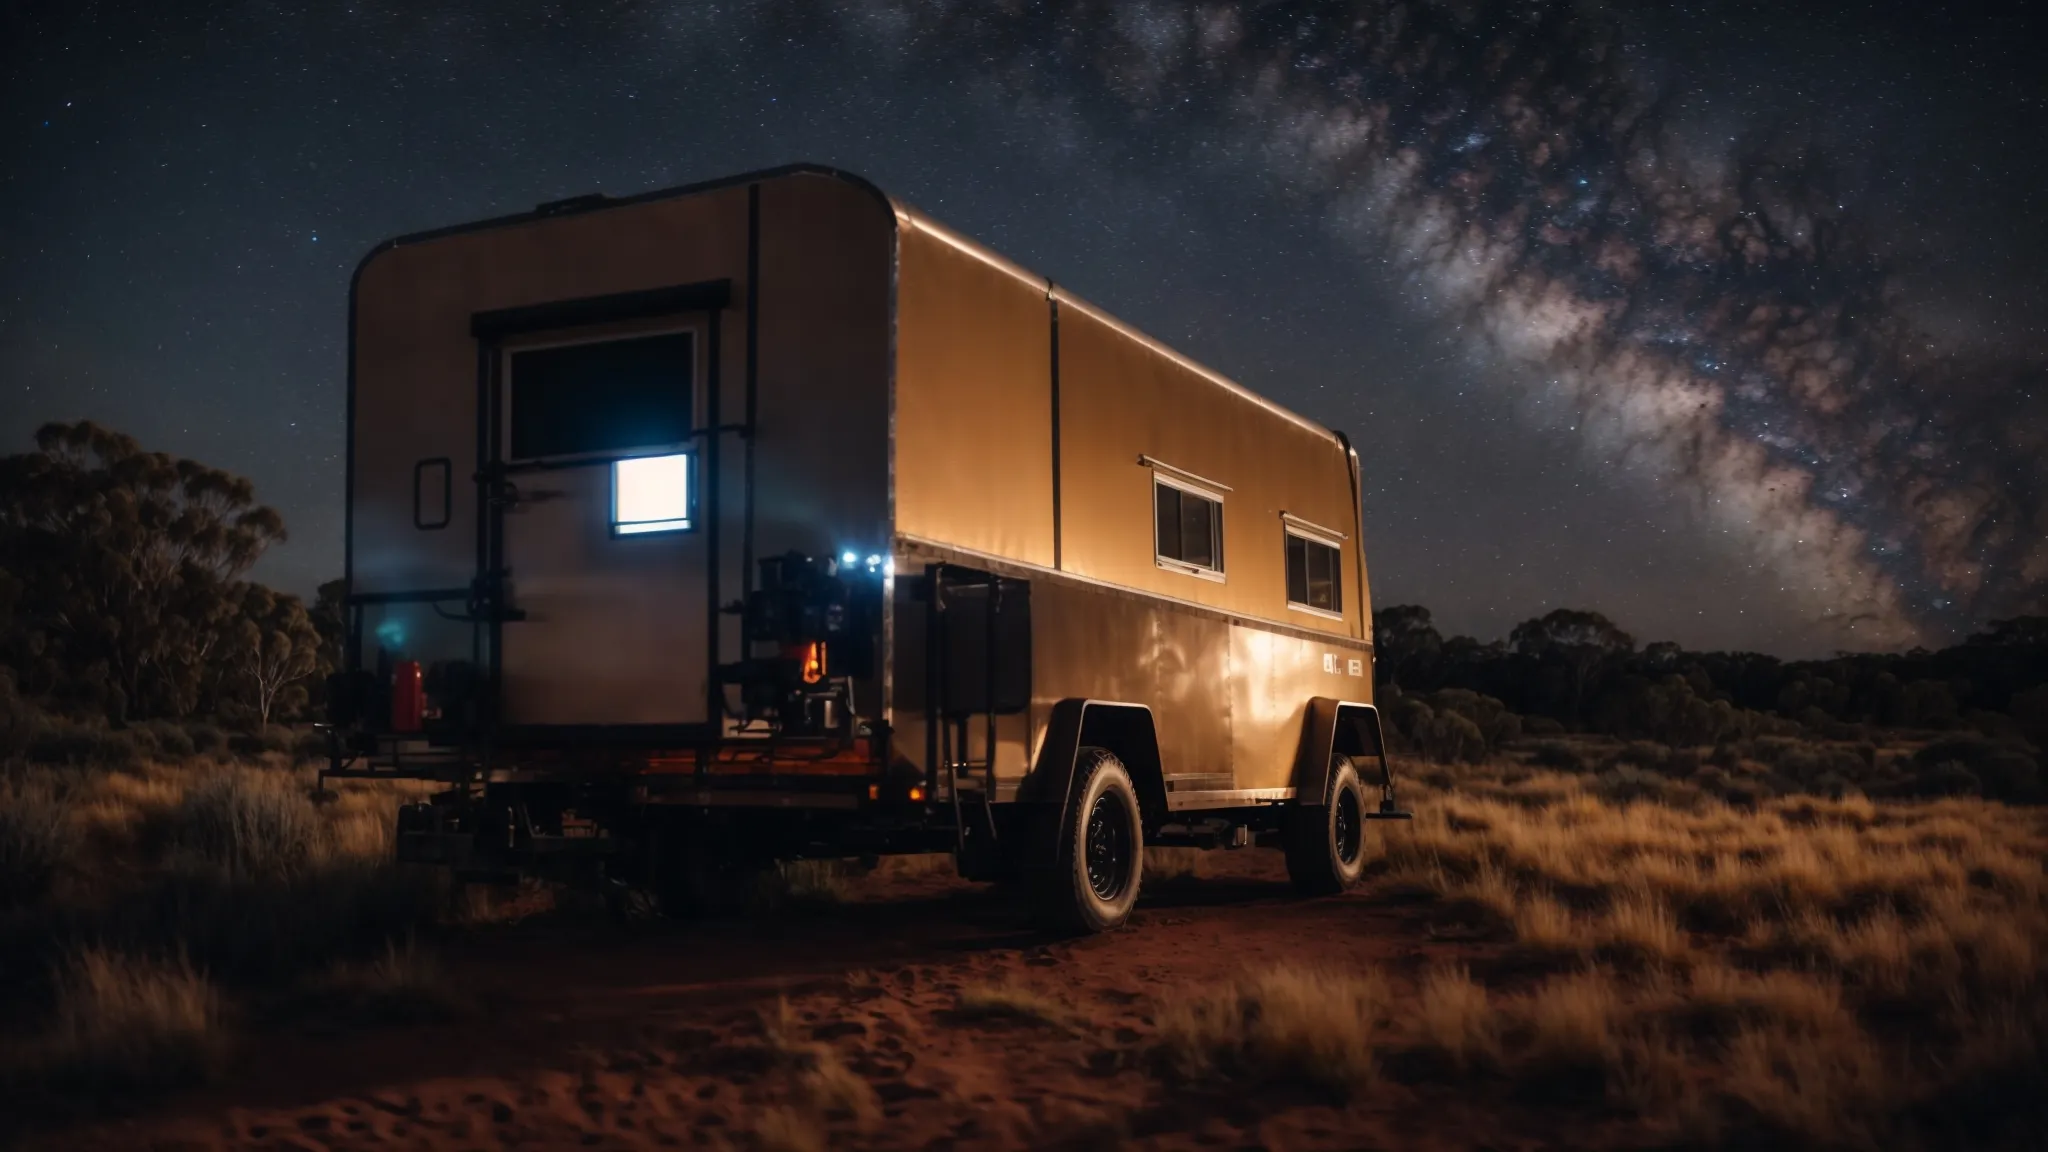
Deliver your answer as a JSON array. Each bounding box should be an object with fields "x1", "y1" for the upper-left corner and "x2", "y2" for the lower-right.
[{"x1": 612, "y1": 453, "x2": 692, "y2": 535}]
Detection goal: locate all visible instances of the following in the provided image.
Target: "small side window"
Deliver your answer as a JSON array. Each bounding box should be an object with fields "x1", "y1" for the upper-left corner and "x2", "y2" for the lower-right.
[
  {"x1": 1155, "y1": 477, "x2": 1224, "y2": 577},
  {"x1": 413, "y1": 457, "x2": 451, "y2": 530},
  {"x1": 612, "y1": 452, "x2": 693, "y2": 536},
  {"x1": 1285, "y1": 530, "x2": 1342, "y2": 615}
]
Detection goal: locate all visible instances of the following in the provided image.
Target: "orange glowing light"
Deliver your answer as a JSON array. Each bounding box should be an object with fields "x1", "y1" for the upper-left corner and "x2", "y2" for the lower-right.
[{"x1": 801, "y1": 642, "x2": 826, "y2": 684}]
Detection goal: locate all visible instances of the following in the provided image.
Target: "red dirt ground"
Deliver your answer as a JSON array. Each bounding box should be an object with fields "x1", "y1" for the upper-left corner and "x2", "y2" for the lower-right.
[{"x1": 26, "y1": 854, "x2": 1655, "y2": 1152}]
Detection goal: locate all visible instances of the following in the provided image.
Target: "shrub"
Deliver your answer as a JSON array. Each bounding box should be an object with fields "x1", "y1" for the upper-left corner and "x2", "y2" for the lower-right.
[
  {"x1": 127, "y1": 721, "x2": 195, "y2": 761},
  {"x1": 1529, "y1": 740, "x2": 1590, "y2": 772},
  {"x1": 181, "y1": 722, "x2": 228, "y2": 756},
  {"x1": 1387, "y1": 694, "x2": 1494, "y2": 763},
  {"x1": 1428, "y1": 690, "x2": 1523, "y2": 749},
  {"x1": 1908, "y1": 735, "x2": 2042, "y2": 804},
  {"x1": 24, "y1": 722, "x2": 141, "y2": 769},
  {"x1": 0, "y1": 773, "x2": 77, "y2": 909}
]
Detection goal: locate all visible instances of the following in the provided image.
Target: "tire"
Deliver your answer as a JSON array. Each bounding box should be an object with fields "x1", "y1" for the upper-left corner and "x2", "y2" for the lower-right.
[
  {"x1": 1285, "y1": 755, "x2": 1370, "y2": 896},
  {"x1": 1031, "y1": 746, "x2": 1144, "y2": 934}
]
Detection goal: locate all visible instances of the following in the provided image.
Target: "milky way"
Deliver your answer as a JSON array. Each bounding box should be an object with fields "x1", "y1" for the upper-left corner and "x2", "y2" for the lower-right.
[
  {"x1": 5, "y1": 0, "x2": 2043, "y2": 652},
  {"x1": 816, "y1": 0, "x2": 2048, "y2": 647}
]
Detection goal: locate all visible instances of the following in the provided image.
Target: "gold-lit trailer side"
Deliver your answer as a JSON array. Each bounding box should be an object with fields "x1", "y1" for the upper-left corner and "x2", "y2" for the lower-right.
[{"x1": 335, "y1": 164, "x2": 1405, "y2": 934}]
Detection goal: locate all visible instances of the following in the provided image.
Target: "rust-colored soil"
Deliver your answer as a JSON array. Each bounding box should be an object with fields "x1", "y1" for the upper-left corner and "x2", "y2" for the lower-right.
[{"x1": 28, "y1": 855, "x2": 1651, "y2": 1151}]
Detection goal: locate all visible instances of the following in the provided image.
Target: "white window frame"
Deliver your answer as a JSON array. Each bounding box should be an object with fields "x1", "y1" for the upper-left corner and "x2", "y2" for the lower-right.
[
  {"x1": 610, "y1": 451, "x2": 696, "y2": 537},
  {"x1": 1283, "y1": 522, "x2": 1346, "y2": 619},
  {"x1": 1152, "y1": 470, "x2": 1227, "y2": 582}
]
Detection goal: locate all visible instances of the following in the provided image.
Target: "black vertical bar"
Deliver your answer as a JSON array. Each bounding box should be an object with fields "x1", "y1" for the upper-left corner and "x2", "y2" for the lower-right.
[
  {"x1": 984, "y1": 577, "x2": 998, "y2": 806},
  {"x1": 478, "y1": 342, "x2": 499, "y2": 714},
  {"x1": 924, "y1": 565, "x2": 941, "y2": 802},
  {"x1": 742, "y1": 183, "x2": 760, "y2": 624},
  {"x1": 1048, "y1": 291, "x2": 1062, "y2": 571},
  {"x1": 705, "y1": 313, "x2": 724, "y2": 730}
]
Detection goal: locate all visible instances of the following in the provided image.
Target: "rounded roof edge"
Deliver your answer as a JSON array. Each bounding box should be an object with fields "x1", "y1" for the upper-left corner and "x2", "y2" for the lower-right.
[
  {"x1": 348, "y1": 162, "x2": 1339, "y2": 449},
  {"x1": 350, "y1": 162, "x2": 901, "y2": 291}
]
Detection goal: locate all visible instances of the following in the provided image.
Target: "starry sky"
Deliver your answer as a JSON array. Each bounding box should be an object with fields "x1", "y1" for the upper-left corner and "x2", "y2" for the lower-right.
[{"x1": 3, "y1": 1, "x2": 2044, "y2": 657}]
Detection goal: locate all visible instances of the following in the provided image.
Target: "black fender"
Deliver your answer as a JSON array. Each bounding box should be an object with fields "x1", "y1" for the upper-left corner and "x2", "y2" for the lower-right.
[
  {"x1": 1017, "y1": 698, "x2": 1167, "y2": 867},
  {"x1": 1293, "y1": 697, "x2": 1389, "y2": 806}
]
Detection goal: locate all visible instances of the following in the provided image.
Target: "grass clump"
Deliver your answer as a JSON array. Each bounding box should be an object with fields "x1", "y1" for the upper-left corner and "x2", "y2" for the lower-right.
[
  {"x1": 169, "y1": 769, "x2": 321, "y2": 877},
  {"x1": 297, "y1": 938, "x2": 467, "y2": 1025},
  {"x1": 1409, "y1": 965, "x2": 1498, "y2": 1072},
  {"x1": 8, "y1": 948, "x2": 223, "y2": 1095},
  {"x1": 1155, "y1": 965, "x2": 1390, "y2": 1098},
  {"x1": 0, "y1": 773, "x2": 77, "y2": 909},
  {"x1": 749, "y1": 859, "x2": 854, "y2": 913},
  {"x1": 758, "y1": 998, "x2": 879, "y2": 1126},
  {"x1": 953, "y1": 978, "x2": 1077, "y2": 1030}
]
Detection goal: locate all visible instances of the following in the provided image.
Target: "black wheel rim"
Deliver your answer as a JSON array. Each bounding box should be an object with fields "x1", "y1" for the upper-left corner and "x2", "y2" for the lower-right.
[
  {"x1": 1334, "y1": 785, "x2": 1363, "y2": 867},
  {"x1": 1084, "y1": 792, "x2": 1133, "y2": 902}
]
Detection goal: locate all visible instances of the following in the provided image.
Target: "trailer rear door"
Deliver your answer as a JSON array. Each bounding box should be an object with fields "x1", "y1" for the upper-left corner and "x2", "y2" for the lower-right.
[{"x1": 491, "y1": 324, "x2": 710, "y2": 728}]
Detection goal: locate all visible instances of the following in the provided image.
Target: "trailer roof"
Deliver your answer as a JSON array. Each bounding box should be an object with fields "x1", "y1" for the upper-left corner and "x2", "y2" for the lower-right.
[{"x1": 355, "y1": 162, "x2": 1343, "y2": 448}]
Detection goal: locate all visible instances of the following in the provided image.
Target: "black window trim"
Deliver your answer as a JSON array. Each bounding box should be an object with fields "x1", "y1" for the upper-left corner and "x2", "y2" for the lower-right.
[
  {"x1": 500, "y1": 322, "x2": 702, "y2": 467},
  {"x1": 1151, "y1": 468, "x2": 1227, "y2": 582},
  {"x1": 1283, "y1": 521, "x2": 1346, "y2": 619}
]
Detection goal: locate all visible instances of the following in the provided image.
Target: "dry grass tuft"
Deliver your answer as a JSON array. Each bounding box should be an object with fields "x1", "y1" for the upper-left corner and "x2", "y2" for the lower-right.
[
  {"x1": 298, "y1": 938, "x2": 467, "y2": 1024},
  {"x1": 953, "y1": 978, "x2": 1078, "y2": 1030},
  {"x1": 9, "y1": 948, "x2": 223, "y2": 1094},
  {"x1": 1409, "y1": 965, "x2": 1498, "y2": 1072},
  {"x1": 1155, "y1": 965, "x2": 1391, "y2": 1098},
  {"x1": 170, "y1": 769, "x2": 321, "y2": 878},
  {"x1": 1210, "y1": 754, "x2": 2048, "y2": 1144},
  {"x1": 0, "y1": 773, "x2": 77, "y2": 909},
  {"x1": 1513, "y1": 969, "x2": 1625, "y2": 1073},
  {"x1": 757, "y1": 998, "x2": 879, "y2": 1127},
  {"x1": 750, "y1": 1105, "x2": 827, "y2": 1152},
  {"x1": 749, "y1": 859, "x2": 854, "y2": 913}
]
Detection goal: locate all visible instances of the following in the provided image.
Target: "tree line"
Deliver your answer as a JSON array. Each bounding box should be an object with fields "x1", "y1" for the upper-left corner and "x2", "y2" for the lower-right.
[
  {"x1": 0, "y1": 422, "x2": 341, "y2": 736},
  {"x1": 1373, "y1": 604, "x2": 2048, "y2": 754}
]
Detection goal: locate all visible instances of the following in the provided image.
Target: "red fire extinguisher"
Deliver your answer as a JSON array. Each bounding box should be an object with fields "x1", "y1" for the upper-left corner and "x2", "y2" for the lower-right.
[{"x1": 390, "y1": 660, "x2": 425, "y2": 732}]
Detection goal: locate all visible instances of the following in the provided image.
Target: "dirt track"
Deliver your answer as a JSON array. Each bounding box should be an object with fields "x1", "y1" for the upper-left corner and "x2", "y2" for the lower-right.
[{"x1": 34, "y1": 854, "x2": 1643, "y2": 1152}]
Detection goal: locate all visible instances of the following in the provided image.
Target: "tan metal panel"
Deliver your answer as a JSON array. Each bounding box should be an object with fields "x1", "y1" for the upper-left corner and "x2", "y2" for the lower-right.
[
  {"x1": 1027, "y1": 577, "x2": 1233, "y2": 779},
  {"x1": 754, "y1": 175, "x2": 895, "y2": 564},
  {"x1": 1054, "y1": 299, "x2": 1363, "y2": 637},
  {"x1": 352, "y1": 175, "x2": 898, "y2": 728},
  {"x1": 893, "y1": 218, "x2": 1056, "y2": 567},
  {"x1": 1228, "y1": 623, "x2": 1375, "y2": 790},
  {"x1": 352, "y1": 187, "x2": 752, "y2": 600}
]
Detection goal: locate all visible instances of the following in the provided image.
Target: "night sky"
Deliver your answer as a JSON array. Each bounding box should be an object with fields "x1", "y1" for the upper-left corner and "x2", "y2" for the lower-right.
[{"x1": 4, "y1": 1, "x2": 2044, "y2": 657}]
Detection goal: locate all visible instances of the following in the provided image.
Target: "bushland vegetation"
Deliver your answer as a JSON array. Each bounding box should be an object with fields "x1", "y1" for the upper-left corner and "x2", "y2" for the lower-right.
[
  {"x1": 1375, "y1": 604, "x2": 2047, "y2": 804},
  {"x1": 0, "y1": 757, "x2": 456, "y2": 1113},
  {"x1": 1149, "y1": 757, "x2": 2048, "y2": 1148},
  {"x1": 0, "y1": 421, "x2": 340, "y2": 745}
]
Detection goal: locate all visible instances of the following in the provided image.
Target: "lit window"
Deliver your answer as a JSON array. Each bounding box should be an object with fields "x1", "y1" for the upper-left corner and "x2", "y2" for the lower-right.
[
  {"x1": 612, "y1": 453, "x2": 692, "y2": 535},
  {"x1": 1155, "y1": 477, "x2": 1224, "y2": 576},
  {"x1": 1285, "y1": 530, "x2": 1343, "y2": 614}
]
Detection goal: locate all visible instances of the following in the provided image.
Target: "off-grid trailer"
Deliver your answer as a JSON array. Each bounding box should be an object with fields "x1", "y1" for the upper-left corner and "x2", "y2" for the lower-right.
[{"x1": 330, "y1": 163, "x2": 1408, "y2": 932}]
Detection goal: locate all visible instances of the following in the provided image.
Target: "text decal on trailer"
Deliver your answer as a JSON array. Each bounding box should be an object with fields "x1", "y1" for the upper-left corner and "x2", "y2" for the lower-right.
[{"x1": 1322, "y1": 653, "x2": 1365, "y2": 678}]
